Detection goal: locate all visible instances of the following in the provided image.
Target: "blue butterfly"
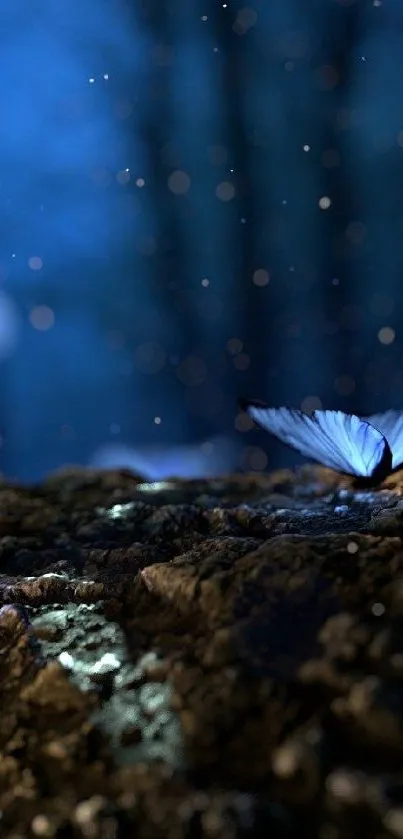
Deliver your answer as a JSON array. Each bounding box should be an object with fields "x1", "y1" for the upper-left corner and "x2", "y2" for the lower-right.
[{"x1": 239, "y1": 398, "x2": 403, "y2": 485}]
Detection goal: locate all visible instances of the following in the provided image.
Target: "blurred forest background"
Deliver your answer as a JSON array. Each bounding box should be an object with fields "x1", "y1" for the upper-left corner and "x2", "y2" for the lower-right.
[{"x1": 0, "y1": 0, "x2": 401, "y2": 481}]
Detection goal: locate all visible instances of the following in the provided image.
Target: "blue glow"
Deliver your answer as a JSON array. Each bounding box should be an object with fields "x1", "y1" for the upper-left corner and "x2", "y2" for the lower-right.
[{"x1": 0, "y1": 2, "x2": 402, "y2": 480}]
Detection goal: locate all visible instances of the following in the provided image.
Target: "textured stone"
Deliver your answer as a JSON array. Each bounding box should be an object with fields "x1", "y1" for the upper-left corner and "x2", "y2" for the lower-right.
[{"x1": 0, "y1": 464, "x2": 403, "y2": 837}]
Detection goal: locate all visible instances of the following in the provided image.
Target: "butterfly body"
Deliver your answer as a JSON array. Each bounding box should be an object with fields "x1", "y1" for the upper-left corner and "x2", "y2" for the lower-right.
[{"x1": 239, "y1": 397, "x2": 398, "y2": 486}]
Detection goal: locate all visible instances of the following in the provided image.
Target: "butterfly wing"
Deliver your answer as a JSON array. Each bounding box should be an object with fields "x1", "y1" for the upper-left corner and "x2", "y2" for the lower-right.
[
  {"x1": 366, "y1": 410, "x2": 403, "y2": 470},
  {"x1": 240, "y1": 399, "x2": 389, "y2": 478}
]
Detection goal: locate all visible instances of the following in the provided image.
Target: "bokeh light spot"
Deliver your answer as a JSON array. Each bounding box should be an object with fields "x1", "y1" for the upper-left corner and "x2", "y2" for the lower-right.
[
  {"x1": 168, "y1": 170, "x2": 190, "y2": 195},
  {"x1": 347, "y1": 541, "x2": 359, "y2": 554},
  {"x1": 216, "y1": 181, "x2": 235, "y2": 201},
  {"x1": 319, "y1": 196, "x2": 332, "y2": 210},
  {"x1": 28, "y1": 256, "x2": 43, "y2": 271},
  {"x1": 378, "y1": 326, "x2": 395, "y2": 345},
  {"x1": 253, "y1": 268, "x2": 270, "y2": 286},
  {"x1": 232, "y1": 7, "x2": 258, "y2": 36},
  {"x1": 116, "y1": 169, "x2": 131, "y2": 185},
  {"x1": 29, "y1": 306, "x2": 55, "y2": 331}
]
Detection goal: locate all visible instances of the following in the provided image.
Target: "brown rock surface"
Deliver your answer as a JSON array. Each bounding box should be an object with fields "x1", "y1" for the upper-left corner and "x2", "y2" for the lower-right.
[{"x1": 1, "y1": 465, "x2": 403, "y2": 837}]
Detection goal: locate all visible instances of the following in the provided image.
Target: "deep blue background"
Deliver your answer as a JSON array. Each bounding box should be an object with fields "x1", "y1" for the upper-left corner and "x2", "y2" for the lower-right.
[{"x1": 0, "y1": 0, "x2": 402, "y2": 481}]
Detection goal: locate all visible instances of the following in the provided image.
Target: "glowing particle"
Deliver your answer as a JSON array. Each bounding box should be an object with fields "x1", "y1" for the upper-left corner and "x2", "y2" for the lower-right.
[
  {"x1": 103, "y1": 73, "x2": 109, "y2": 79},
  {"x1": 31, "y1": 815, "x2": 52, "y2": 836},
  {"x1": 347, "y1": 541, "x2": 359, "y2": 554},
  {"x1": 168, "y1": 170, "x2": 190, "y2": 195},
  {"x1": 154, "y1": 416, "x2": 162, "y2": 424},
  {"x1": 319, "y1": 196, "x2": 332, "y2": 209},
  {"x1": 28, "y1": 256, "x2": 43, "y2": 271},
  {"x1": 136, "y1": 178, "x2": 145, "y2": 187},
  {"x1": 378, "y1": 326, "x2": 395, "y2": 345},
  {"x1": 372, "y1": 602, "x2": 385, "y2": 616},
  {"x1": 88, "y1": 77, "x2": 95, "y2": 84},
  {"x1": 201, "y1": 15, "x2": 208, "y2": 20},
  {"x1": 216, "y1": 181, "x2": 235, "y2": 201},
  {"x1": 303, "y1": 144, "x2": 310, "y2": 152},
  {"x1": 240, "y1": 217, "x2": 246, "y2": 223},
  {"x1": 201, "y1": 278, "x2": 210, "y2": 287},
  {"x1": 253, "y1": 268, "x2": 269, "y2": 286},
  {"x1": 29, "y1": 305, "x2": 55, "y2": 331}
]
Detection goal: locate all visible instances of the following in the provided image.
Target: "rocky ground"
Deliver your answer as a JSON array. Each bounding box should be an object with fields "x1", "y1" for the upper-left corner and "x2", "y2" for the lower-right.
[{"x1": 1, "y1": 464, "x2": 403, "y2": 838}]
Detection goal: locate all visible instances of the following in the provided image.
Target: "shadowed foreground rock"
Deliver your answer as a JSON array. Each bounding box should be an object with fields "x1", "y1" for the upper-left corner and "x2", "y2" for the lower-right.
[{"x1": 2, "y1": 464, "x2": 403, "y2": 838}]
